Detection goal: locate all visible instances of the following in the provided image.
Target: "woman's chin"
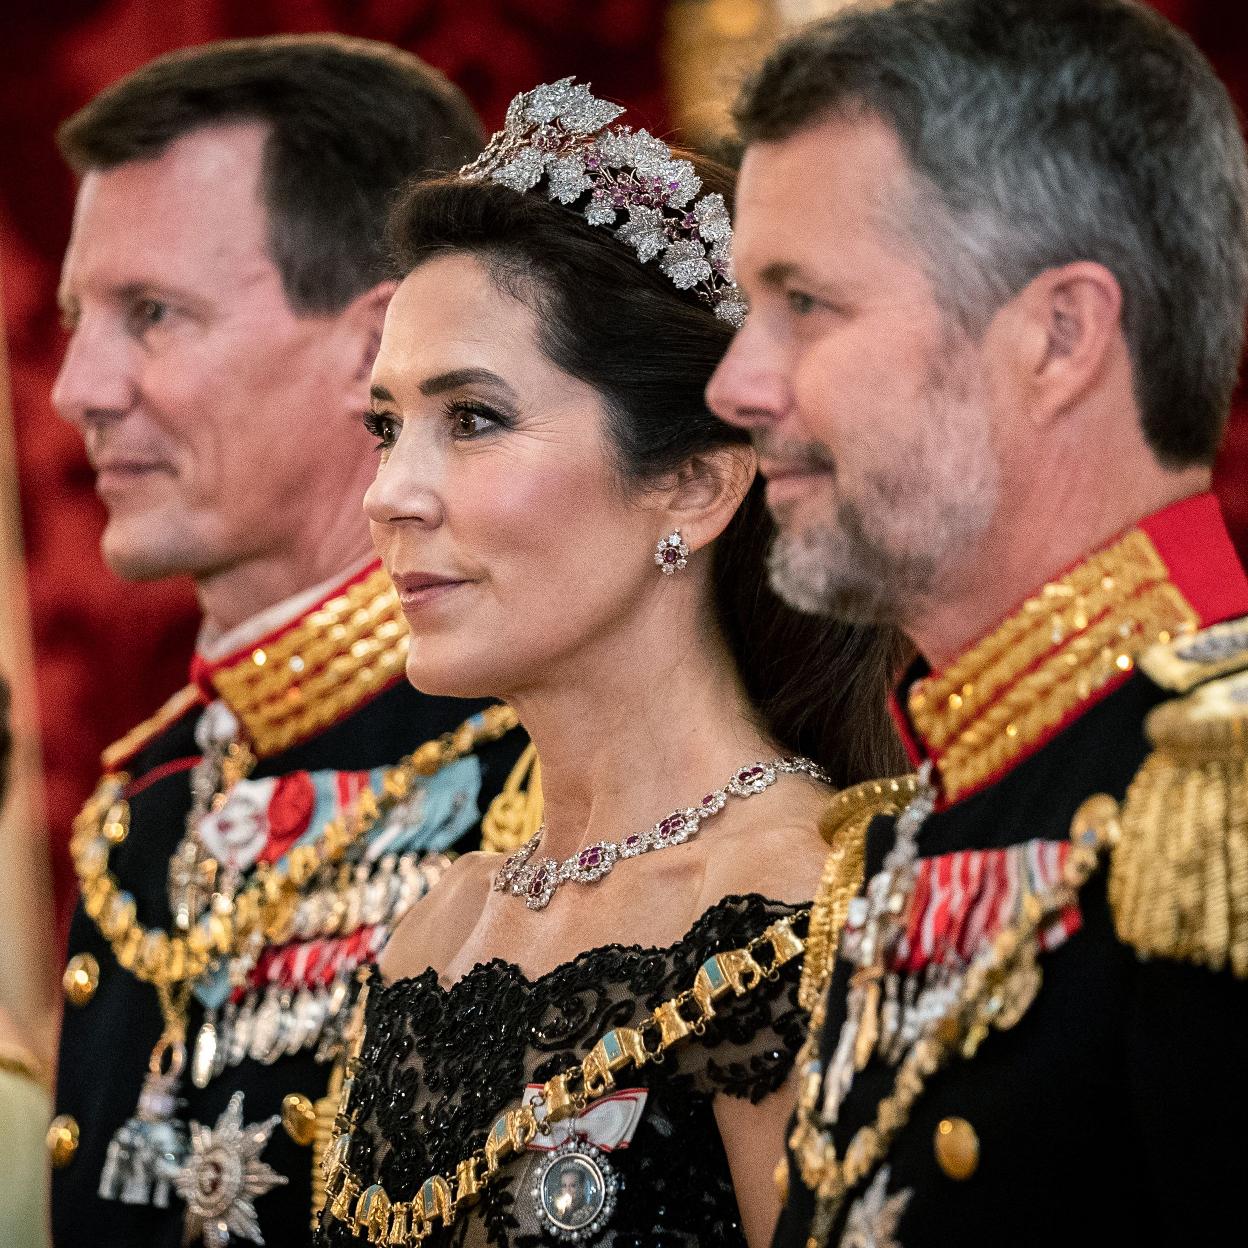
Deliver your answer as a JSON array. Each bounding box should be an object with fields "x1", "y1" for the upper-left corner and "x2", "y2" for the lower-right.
[{"x1": 403, "y1": 650, "x2": 504, "y2": 702}]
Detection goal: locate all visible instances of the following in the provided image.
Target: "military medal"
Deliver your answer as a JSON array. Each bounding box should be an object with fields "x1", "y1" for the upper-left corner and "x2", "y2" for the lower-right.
[
  {"x1": 532, "y1": 1135, "x2": 620, "y2": 1243},
  {"x1": 174, "y1": 1092, "x2": 288, "y2": 1248},
  {"x1": 98, "y1": 1064, "x2": 188, "y2": 1207},
  {"x1": 98, "y1": 1018, "x2": 192, "y2": 1209}
]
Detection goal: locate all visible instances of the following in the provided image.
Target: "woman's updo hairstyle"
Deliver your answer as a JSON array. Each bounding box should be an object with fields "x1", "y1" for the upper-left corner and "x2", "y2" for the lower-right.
[{"x1": 386, "y1": 152, "x2": 908, "y2": 787}]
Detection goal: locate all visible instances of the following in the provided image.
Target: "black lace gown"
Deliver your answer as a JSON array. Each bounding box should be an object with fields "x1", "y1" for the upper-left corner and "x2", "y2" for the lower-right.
[{"x1": 318, "y1": 894, "x2": 806, "y2": 1248}]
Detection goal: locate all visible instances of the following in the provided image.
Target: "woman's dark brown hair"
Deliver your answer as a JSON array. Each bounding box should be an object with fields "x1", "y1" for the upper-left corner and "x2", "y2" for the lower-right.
[{"x1": 387, "y1": 154, "x2": 909, "y2": 787}]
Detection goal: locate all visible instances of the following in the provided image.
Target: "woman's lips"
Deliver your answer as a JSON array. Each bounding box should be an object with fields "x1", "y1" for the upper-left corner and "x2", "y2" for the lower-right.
[{"x1": 390, "y1": 573, "x2": 471, "y2": 613}]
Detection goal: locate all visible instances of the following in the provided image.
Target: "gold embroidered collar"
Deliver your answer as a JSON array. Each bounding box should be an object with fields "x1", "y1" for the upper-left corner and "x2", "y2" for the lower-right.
[
  {"x1": 192, "y1": 561, "x2": 409, "y2": 758},
  {"x1": 903, "y1": 527, "x2": 1199, "y2": 803},
  {"x1": 103, "y1": 562, "x2": 409, "y2": 770}
]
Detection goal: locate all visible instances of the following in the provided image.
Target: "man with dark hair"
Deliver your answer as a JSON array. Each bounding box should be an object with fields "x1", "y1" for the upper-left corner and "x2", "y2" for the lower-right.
[
  {"x1": 708, "y1": 0, "x2": 1248, "y2": 1243},
  {"x1": 47, "y1": 35, "x2": 527, "y2": 1248}
]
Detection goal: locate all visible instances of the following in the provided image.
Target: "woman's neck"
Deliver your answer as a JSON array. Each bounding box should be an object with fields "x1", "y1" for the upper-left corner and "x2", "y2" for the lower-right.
[{"x1": 506, "y1": 611, "x2": 777, "y2": 864}]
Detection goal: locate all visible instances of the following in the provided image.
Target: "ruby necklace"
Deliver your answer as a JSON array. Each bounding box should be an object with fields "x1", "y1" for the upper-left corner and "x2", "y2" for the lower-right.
[{"x1": 492, "y1": 757, "x2": 831, "y2": 910}]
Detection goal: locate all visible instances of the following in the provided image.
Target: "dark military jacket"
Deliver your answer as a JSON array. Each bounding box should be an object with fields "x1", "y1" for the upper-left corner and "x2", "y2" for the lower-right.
[
  {"x1": 776, "y1": 493, "x2": 1248, "y2": 1248},
  {"x1": 53, "y1": 563, "x2": 527, "y2": 1248}
]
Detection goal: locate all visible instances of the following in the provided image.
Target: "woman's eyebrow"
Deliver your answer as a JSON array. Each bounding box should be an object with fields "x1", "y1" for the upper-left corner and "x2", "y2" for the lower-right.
[{"x1": 418, "y1": 367, "x2": 518, "y2": 400}]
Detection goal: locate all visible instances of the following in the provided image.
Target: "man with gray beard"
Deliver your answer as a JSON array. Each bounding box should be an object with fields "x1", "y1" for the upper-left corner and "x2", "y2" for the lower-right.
[{"x1": 708, "y1": 0, "x2": 1248, "y2": 1244}]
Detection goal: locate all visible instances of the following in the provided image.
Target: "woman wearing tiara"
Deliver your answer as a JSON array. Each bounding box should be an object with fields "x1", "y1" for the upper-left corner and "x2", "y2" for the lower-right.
[{"x1": 318, "y1": 80, "x2": 905, "y2": 1248}]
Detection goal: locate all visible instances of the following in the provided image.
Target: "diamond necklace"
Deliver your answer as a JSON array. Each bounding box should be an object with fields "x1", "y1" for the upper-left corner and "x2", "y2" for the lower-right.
[{"x1": 493, "y1": 757, "x2": 831, "y2": 910}]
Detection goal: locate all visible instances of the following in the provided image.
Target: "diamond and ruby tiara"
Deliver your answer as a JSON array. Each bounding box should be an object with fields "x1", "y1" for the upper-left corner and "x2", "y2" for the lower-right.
[{"x1": 459, "y1": 78, "x2": 747, "y2": 327}]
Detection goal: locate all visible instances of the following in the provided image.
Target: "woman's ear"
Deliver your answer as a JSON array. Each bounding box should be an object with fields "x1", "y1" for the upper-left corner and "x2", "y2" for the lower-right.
[{"x1": 662, "y1": 441, "x2": 758, "y2": 551}]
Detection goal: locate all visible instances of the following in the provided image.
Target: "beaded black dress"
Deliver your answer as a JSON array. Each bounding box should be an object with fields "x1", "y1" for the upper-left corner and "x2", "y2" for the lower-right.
[{"x1": 319, "y1": 894, "x2": 806, "y2": 1247}]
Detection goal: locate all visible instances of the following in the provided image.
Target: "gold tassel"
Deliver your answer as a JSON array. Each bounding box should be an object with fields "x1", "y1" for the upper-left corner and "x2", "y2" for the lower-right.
[
  {"x1": 1108, "y1": 670, "x2": 1248, "y2": 978},
  {"x1": 480, "y1": 742, "x2": 543, "y2": 854}
]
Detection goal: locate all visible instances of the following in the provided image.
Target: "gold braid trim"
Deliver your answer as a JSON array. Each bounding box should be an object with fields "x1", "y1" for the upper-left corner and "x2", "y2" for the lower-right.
[
  {"x1": 799, "y1": 777, "x2": 917, "y2": 1012},
  {"x1": 907, "y1": 529, "x2": 1198, "y2": 802},
  {"x1": 209, "y1": 567, "x2": 410, "y2": 758},
  {"x1": 1109, "y1": 668, "x2": 1248, "y2": 978},
  {"x1": 480, "y1": 742, "x2": 543, "y2": 854},
  {"x1": 322, "y1": 910, "x2": 809, "y2": 1244}
]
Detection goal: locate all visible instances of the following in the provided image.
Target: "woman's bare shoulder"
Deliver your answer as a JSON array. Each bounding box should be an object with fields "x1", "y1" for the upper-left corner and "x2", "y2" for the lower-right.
[
  {"x1": 693, "y1": 783, "x2": 834, "y2": 914},
  {"x1": 378, "y1": 850, "x2": 496, "y2": 983}
]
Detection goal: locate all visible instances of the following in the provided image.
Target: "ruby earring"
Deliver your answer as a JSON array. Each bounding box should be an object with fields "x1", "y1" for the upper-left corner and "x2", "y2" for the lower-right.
[{"x1": 654, "y1": 530, "x2": 690, "y2": 575}]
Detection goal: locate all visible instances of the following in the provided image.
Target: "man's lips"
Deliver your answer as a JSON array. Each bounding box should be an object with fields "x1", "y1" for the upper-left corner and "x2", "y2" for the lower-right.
[
  {"x1": 759, "y1": 461, "x2": 835, "y2": 510},
  {"x1": 390, "y1": 572, "x2": 472, "y2": 611},
  {"x1": 92, "y1": 459, "x2": 174, "y2": 493}
]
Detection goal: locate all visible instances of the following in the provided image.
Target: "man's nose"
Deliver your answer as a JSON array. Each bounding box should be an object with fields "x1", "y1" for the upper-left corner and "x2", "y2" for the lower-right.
[
  {"x1": 705, "y1": 321, "x2": 790, "y2": 431},
  {"x1": 51, "y1": 318, "x2": 136, "y2": 432}
]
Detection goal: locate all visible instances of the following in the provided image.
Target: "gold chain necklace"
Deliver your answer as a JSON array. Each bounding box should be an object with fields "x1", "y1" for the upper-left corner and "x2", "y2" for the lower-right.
[
  {"x1": 323, "y1": 908, "x2": 809, "y2": 1244},
  {"x1": 72, "y1": 703, "x2": 520, "y2": 991}
]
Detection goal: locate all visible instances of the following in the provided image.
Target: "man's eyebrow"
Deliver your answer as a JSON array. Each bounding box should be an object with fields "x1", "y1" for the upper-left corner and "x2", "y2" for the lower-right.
[{"x1": 757, "y1": 261, "x2": 800, "y2": 289}]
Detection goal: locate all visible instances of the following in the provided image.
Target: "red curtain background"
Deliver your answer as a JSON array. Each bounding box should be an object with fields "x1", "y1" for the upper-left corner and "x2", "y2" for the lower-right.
[{"x1": 0, "y1": 0, "x2": 1244, "y2": 936}]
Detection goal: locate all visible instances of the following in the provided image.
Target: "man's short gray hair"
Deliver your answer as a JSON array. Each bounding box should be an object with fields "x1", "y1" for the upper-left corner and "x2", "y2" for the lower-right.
[{"x1": 736, "y1": 0, "x2": 1248, "y2": 467}]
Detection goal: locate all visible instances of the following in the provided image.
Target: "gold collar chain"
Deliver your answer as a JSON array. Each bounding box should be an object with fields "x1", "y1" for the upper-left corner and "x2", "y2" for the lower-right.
[
  {"x1": 322, "y1": 909, "x2": 810, "y2": 1244},
  {"x1": 72, "y1": 704, "x2": 520, "y2": 991},
  {"x1": 785, "y1": 797, "x2": 1117, "y2": 1244}
]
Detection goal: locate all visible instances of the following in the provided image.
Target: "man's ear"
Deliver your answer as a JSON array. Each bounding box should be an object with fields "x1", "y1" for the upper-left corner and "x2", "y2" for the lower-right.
[
  {"x1": 340, "y1": 279, "x2": 399, "y2": 386},
  {"x1": 1011, "y1": 261, "x2": 1123, "y2": 428},
  {"x1": 661, "y1": 441, "x2": 758, "y2": 552}
]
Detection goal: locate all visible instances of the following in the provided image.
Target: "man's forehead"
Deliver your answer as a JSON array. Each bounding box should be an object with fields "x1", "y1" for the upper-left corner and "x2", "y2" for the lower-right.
[
  {"x1": 734, "y1": 115, "x2": 910, "y2": 272},
  {"x1": 62, "y1": 122, "x2": 274, "y2": 295}
]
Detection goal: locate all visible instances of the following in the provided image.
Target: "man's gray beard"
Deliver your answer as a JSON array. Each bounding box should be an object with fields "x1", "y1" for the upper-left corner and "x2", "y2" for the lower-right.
[{"x1": 766, "y1": 501, "x2": 938, "y2": 624}]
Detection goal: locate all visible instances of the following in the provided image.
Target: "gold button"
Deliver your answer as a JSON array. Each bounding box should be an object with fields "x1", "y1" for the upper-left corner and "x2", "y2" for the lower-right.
[
  {"x1": 935, "y1": 1116, "x2": 979, "y2": 1180},
  {"x1": 282, "y1": 1092, "x2": 317, "y2": 1146},
  {"x1": 62, "y1": 954, "x2": 100, "y2": 1007},
  {"x1": 46, "y1": 1115, "x2": 79, "y2": 1168}
]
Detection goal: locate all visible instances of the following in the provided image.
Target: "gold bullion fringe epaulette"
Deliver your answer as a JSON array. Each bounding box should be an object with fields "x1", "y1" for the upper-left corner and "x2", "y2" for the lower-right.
[
  {"x1": 100, "y1": 684, "x2": 203, "y2": 773},
  {"x1": 800, "y1": 777, "x2": 918, "y2": 1012},
  {"x1": 73, "y1": 704, "x2": 520, "y2": 990},
  {"x1": 209, "y1": 566, "x2": 410, "y2": 758},
  {"x1": 907, "y1": 528, "x2": 1199, "y2": 803},
  {"x1": 1108, "y1": 657, "x2": 1248, "y2": 979},
  {"x1": 321, "y1": 910, "x2": 810, "y2": 1244},
  {"x1": 481, "y1": 742, "x2": 544, "y2": 854}
]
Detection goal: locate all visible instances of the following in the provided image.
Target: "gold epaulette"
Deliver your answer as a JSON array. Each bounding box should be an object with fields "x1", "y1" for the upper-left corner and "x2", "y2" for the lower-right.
[
  {"x1": 1108, "y1": 622, "x2": 1248, "y2": 979},
  {"x1": 799, "y1": 776, "x2": 918, "y2": 1011},
  {"x1": 481, "y1": 741, "x2": 542, "y2": 853},
  {"x1": 1136, "y1": 615, "x2": 1248, "y2": 693},
  {"x1": 100, "y1": 684, "x2": 202, "y2": 773}
]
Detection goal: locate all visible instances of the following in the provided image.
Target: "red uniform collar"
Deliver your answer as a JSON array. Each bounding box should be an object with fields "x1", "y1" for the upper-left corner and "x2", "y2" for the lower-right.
[{"x1": 891, "y1": 493, "x2": 1248, "y2": 806}]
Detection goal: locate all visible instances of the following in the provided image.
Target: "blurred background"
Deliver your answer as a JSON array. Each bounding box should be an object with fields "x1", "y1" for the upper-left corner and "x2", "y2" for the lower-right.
[{"x1": 0, "y1": 0, "x2": 1245, "y2": 1031}]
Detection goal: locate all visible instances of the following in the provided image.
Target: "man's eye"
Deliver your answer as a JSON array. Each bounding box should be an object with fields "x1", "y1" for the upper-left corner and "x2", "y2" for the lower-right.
[
  {"x1": 131, "y1": 298, "x2": 171, "y2": 330},
  {"x1": 786, "y1": 289, "x2": 818, "y2": 315}
]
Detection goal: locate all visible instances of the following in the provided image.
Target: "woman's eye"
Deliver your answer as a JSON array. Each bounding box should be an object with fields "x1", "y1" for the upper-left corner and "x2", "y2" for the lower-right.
[
  {"x1": 445, "y1": 401, "x2": 501, "y2": 440},
  {"x1": 363, "y1": 410, "x2": 399, "y2": 452}
]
